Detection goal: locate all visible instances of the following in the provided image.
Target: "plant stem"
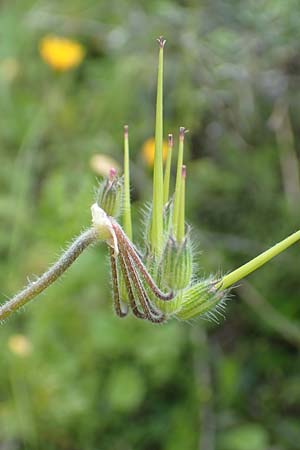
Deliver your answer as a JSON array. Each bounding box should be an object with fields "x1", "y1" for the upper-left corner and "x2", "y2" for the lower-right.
[
  {"x1": 216, "y1": 230, "x2": 300, "y2": 290},
  {"x1": 0, "y1": 228, "x2": 97, "y2": 321}
]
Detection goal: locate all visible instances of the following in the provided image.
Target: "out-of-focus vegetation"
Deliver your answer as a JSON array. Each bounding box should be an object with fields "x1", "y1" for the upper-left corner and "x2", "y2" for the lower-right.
[{"x1": 1, "y1": 0, "x2": 300, "y2": 449}]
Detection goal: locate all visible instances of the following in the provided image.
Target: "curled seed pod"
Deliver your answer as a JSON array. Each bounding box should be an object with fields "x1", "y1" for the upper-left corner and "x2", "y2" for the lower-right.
[
  {"x1": 161, "y1": 233, "x2": 193, "y2": 291},
  {"x1": 176, "y1": 279, "x2": 228, "y2": 320},
  {"x1": 97, "y1": 169, "x2": 123, "y2": 217}
]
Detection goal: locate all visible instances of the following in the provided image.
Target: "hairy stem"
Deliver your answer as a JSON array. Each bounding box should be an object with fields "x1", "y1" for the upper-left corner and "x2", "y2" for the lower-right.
[{"x1": 0, "y1": 228, "x2": 98, "y2": 321}]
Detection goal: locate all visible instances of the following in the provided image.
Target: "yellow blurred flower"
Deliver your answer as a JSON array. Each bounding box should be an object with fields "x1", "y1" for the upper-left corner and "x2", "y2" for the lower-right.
[
  {"x1": 141, "y1": 138, "x2": 168, "y2": 167},
  {"x1": 90, "y1": 154, "x2": 121, "y2": 177},
  {"x1": 39, "y1": 35, "x2": 85, "y2": 71},
  {"x1": 8, "y1": 334, "x2": 32, "y2": 357}
]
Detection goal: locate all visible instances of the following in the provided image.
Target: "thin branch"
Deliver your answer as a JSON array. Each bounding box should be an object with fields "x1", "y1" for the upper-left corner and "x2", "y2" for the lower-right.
[
  {"x1": 0, "y1": 228, "x2": 98, "y2": 321},
  {"x1": 269, "y1": 100, "x2": 300, "y2": 212},
  {"x1": 238, "y1": 281, "x2": 300, "y2": 348}
]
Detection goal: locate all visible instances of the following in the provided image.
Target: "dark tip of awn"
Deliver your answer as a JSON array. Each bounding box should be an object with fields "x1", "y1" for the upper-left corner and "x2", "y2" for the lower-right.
[
  {"x1": 168, "y1": 133, "x2": 173, "y2": 146},
  {"x1": 124, "y1": 125, "x2": 128, "y2": 136},
  {"x1": 179, "y1": 127, "x2": 189, "y2": 140},
  {"x1": 156, "y1": 36, "x2": 166, "y2": 48},
  {"x1": 181, "y1": 165, "x2": 186, "y2": 178},
  {"x1": 179, "y1": 127, "x2": 185, "y2": 139}
]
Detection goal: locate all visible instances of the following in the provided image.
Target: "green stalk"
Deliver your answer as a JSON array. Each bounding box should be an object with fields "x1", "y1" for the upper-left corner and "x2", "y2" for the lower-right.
[
  {"x1": 216, "y1": 230, "x2": 300, "y2": 290},
  {"x1": 163, "y1": 133, "x2": 173, "y2": 204},
  {"x1": 173, "y1": 127, "x2": 185, "y2": 241},
  {"x1": 123, "y1": 125, "x2": 132, "y2": 240},
  {"x1": 177, "y1": 165, "x2": 186, "y2": 242},
  {"x1": 151, "y1": 37, "x2": 166, "y2": 256}
]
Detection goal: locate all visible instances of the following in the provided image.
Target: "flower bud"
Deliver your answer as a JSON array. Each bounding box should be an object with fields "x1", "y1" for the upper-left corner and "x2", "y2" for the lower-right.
[
  {"x1": 97, "y1": 169, "x2": 123, "y2": 217},
  {"x1": 161, "y1": 234, "x2": 193, "y2": 290},
  {"x1": 176, "y1": 279, "x2": 227, "y2": 320}
]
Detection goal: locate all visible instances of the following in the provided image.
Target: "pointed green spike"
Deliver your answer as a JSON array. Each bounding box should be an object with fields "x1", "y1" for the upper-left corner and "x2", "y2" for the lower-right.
[
  {"x1": 163, "y1": 133, "x2": 173, "y2": 205},
  {"x1": 150, "y1": 36, "x2": 166, "y2": 257},
  {"x1": 173, "y1": 127, "x2": 186, "y2": 241},
  {"x1": 123, "y1": 125, "x2": 132, "y2": 240},
  {"x1": 177, "y1": 165, "x2": 186, "y2": 242},
  {"x1": 216, "y1": 230, "x2": 300, "y2": 290}
]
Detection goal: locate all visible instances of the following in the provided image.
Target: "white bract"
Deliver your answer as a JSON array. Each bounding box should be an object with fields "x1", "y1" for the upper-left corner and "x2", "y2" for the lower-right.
[{"x1": 91, "y1": 203, "x2": 119, "y2": 256}]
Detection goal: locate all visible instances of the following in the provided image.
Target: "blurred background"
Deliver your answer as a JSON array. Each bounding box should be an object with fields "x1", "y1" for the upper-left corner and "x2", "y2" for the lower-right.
[{"x1": 1, "y1": 0, "x2": 300, "y2": 449}]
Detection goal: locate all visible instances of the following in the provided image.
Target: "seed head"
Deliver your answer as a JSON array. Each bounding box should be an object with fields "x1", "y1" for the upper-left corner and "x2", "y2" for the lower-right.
[
  {"x1": 161, "y1": 234, "x2": 193, "y2": 290},
  {"x1": 176, "y1": 280, "x2": 228, "y2": 320},
  {"x1": 96, "y1": 171, "x2": 123, "y2": 218}
]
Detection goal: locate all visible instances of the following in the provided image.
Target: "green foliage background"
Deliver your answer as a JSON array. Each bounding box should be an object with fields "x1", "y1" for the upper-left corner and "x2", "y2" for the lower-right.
[{"x1": 1, "y1": 0, "x2": 300, "y2": 449}]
